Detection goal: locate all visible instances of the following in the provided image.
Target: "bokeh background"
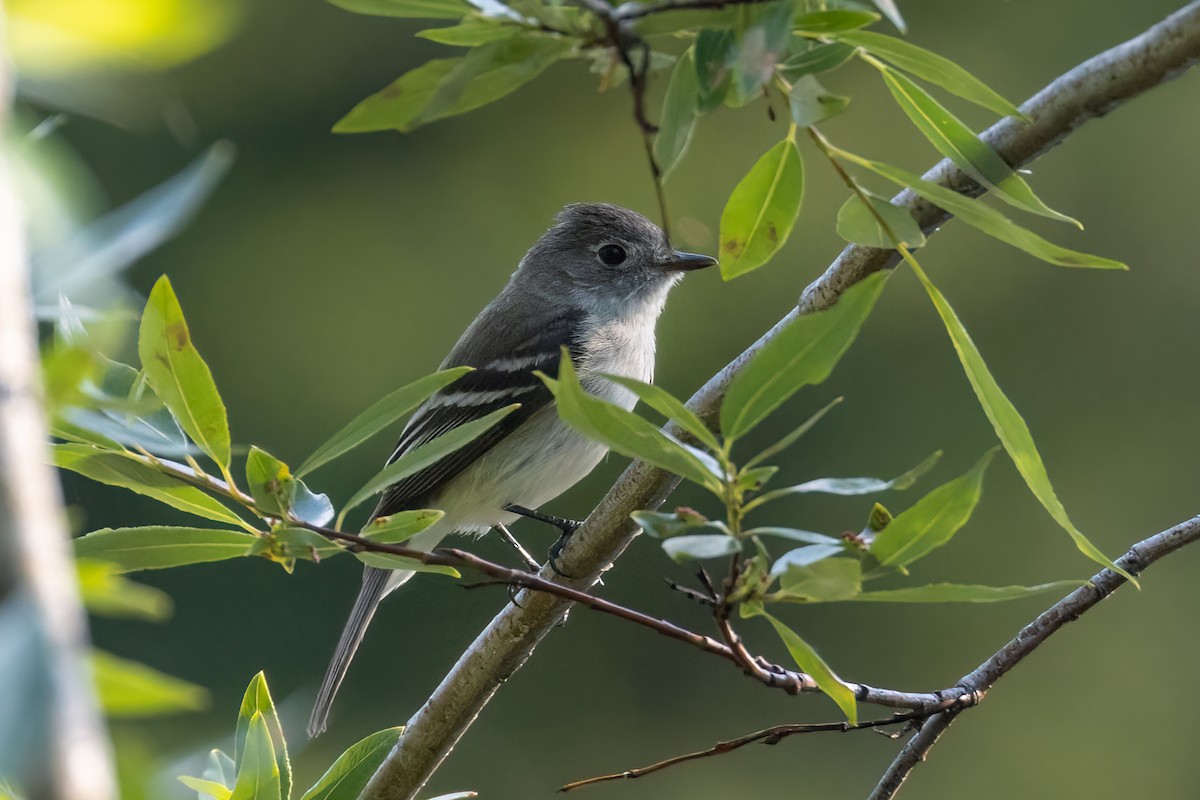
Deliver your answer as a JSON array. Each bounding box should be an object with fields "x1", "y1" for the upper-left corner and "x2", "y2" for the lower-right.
[{"x1": 11, "y1": 0, "x2": 1200, "y2": 797}]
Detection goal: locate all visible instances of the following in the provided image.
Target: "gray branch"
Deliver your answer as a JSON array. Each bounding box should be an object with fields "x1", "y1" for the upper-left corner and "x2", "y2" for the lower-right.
[
  {"x1": 0, "y1": 8, "x2": 117, "y2": 799},
  {"x1": 361, "y1": 4, "x2": 1200, "y2": 798}
]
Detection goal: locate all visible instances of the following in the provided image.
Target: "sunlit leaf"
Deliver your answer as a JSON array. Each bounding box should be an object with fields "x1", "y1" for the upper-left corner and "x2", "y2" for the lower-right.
[
  {"x1": 721, "y1": 271, "x2": 887, "y2": 439},
  {"x1": 53, "y1": 444, "x2": 249, "y2": 530},
  {"x1": 661, "y1": 533, "x2": 742, "y2": 561},
  {"x1": 719, "y1": 138, "x2": 803, "y2": 279},
  {"x1": 879, "y1": 68, "x2": 1078, "y2": 226},
  {"x1": 341, "y1": 404, "x2": 519, "y2": 520},
  {"x1": 92, "y1": 650, "x2": 207, "y2": 717},
  {"x1": 245, "y1": 447, "x2": 334, "y2": 527},
  {"x1": 362, "y1": 510, "x2": 445, "y2": 544},
  {"x1": 417, "y1": 20, "x2": 521, "y2": 45},
  {"x1": 138, "y1": 276, "x2": 231, "y2": 468},
  {"x1": 542, "y1": 358, "x2": 724, "y2": 493},
  {"x1": 77, "y1": 559, "x2": 172, "y2": 620},
  {"x1": 179, "y1": 776, "x2": 232, "y2": 800},
  {"x1": 654, "y1": 48, "x2": 700, "y2": 180},
  {"x1": 749, "y1": 608, "x2": 856, "y2": 723},
  {"x1": 328, "y1": 0, "x2": 472, "y2": 19},
  {"x1": 297, "y1": 368, "x2": 471, "y2": 476},
  {"x1": 747, "y1": 450, "x2": 941, "y2": 511},
  {"x1": 268, "y1": 527, "x2": 345, "y2": 562},
  {"x1": 847, "y1": 580, "x2": 1083, "y2": 602},
  {"x1": 834, "y1": 30, "x2": 1022, "y2": 119},
  {"x1": 869, "y1": 450, "x2": 994, "y2": 567},
  {"x1": 203, "y1": 749, "x2": 237, "y2": 792},
  {"x1": 231, "y1": 712, "x2": 281, "y2": 800},
  {"x1": 772, "y1": 556, "x2": 862, "y2": 602},
  {"x1": 299, "y1": 727, "x2": 403, "y2": 800},
  {"x1": 353, "y1": 552, "x2": 461, "y2": 576},
  {"x1": 335, "y1": 59, "x2": 460, "y2": 133},
  {"x1": 600, "y1": 373, "x2": 719, "y2": 451},
  {"x1": 787, "y1": 75, "x2": 850, "y2": 127},
  {"x1": 905, "y1": 260, "x2": 1134, "y2": 581},
  {"x1": 836, "y1": 191, "x2": 925, "y2": 248},
  {"x1": 74, "y1": 526, "x2": 257, "y2": 572},
  {"x1": 234, "y1": 674, "x2": 290, "y2": 800}
]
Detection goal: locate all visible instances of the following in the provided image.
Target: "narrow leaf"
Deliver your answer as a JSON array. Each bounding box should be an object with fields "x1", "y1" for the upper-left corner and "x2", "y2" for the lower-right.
[
  {"x1": 769, "y1": 544, "x2": 845, "y2": 577},
  {"x1": 74, "y1": 527, "x2": 257, "y2": 572},
  {"x1": 328, "y1": 0, "x2": 472, "y2": 19},
  {"x1": 234, "y1": 673, "x2": 290, "y2": 800},
  {"x1": 744, "y1": 396, "x2": 841, "y2": 469},
  {"x1": 417, "y1": 21, "x2": 521, "y2": 46},
  {"x1": 600, "y1": 373, "x2": 719, "y2": 451},
  {"x1": 341, "y1": 404, "x2": 518, "y2": 519},
  {"x1": 661, "y1": 533, "x2": 743, "y2": 561},
  {"x1": 299, "y1": 727, "x2": 403, "y2": 800},
  {"x1": 791, "y1": 10, "x2": 878, "y2": 33},
  {"x1": 847, "y1": 580, "x2": 1083, "y2": 602},
  {"x1": 297, "y1": 367, "x2": 471, "y2": 476},
  {"x1": 77, "y1": 560, "x2": 172, "y2": 620},
  {"x1": 834, "y1": 150, "x2": 1126, "y2": 269},
  {"x1": 654, "y1": 47, "x2": 700, "y2": 180},
  {"x1": 353, "y1": 552, "x2": 461, "y2": 576},
  {"x1": 362, "y1": 510, "x2": 445, "y2": 543},
  {"x1": 753, "y1": 609, "x2": 856, "y2": 723},
  {"x1": 879, "y1": 68, "x2": 1078, "y2": 226},
  {"x1": 92, "y1": 650, "x2": 208, "y2": 717},
  {"x1": 335, "y1": 59, "x2": 461, "y2": 133},
  {"x1": 543, "y1": 358, "x2": 724, "y2": 493},
  {"x1": 906, "y1": 260, "x2": 1134, "y2": 582},
  {"x1": 721, "y1": 271, "x2": 887, "y2": 440},
  {"x1": 138, "y1": 276, "x2": 231, "y2": 468},
  {"x1": 179, "y1": 776, "x2": 233, "y2": 800},
  {"x1": 745, "y1": 527, "x2": 840, "y2": 545},
  {"x1": 870, "y1": 450, "x2": 995, "y2": 567},
  {"x1": 718, "y1": 138, "x2": 804, "y2": 279},
  {"x1": 836, "y1": 31, "x2": 1022, "y2": 119},
  {"x1": 778, "y1": 42, "x2": 855, "y2": 81},
  {"x1": 231, "y1": 712, "x2": 281, "y2": 800},
  {"x1": 836, "y1": 191, "x2": 925, "y2": 249},
  {"x1": 747, "y1": 450, "x2": 941, "y2": 510}
]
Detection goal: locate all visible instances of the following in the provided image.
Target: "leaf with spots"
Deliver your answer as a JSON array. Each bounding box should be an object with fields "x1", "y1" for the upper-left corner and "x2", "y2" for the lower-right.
[
  {"x1": 137, "y1": 276, "x2": 231, "y2": 469},
  {"x1": 718, "y1": 138, "x2": 804, "y2": 279}
]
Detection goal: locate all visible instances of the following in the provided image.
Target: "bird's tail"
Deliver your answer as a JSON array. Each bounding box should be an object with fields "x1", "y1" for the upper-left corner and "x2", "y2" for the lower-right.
[{"x1": 307, "y1": 526, "x2": 446, "y2": 738}]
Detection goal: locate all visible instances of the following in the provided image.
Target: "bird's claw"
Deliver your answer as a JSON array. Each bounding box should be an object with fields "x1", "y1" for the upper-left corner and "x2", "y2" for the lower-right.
[{"x1": 504, "y1": 504, "x2": 582, "y2": 579}]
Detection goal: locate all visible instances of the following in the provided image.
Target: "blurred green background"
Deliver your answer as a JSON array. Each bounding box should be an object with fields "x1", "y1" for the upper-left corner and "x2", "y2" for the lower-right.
[{"x1": 16, "y1": 0, "x2": 1200, "y2": 797}]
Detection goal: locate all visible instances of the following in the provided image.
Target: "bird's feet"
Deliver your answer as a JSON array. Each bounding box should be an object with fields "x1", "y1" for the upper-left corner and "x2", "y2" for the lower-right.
[{"x1": 504, "y1": 504, "x2": 582, "y2": 578}]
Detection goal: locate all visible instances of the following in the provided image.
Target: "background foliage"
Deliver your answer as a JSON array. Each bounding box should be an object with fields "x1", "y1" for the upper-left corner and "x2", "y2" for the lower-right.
[{"x1": 16, "y1": 0, "x2": 1200, "y2": 797}]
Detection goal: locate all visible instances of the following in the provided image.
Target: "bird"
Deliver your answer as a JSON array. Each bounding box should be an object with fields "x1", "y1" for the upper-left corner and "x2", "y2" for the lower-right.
[{"x1": 308, "y1": 203, "x2": 716, "y2": 737}]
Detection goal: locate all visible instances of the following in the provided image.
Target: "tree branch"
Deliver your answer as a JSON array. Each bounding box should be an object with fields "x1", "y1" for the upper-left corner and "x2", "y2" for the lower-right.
[
  {"x1": 0, "y1": 8, "x2": 117, "y2": 798},
  {"x1": 361, "y1": 6, "x2": 1200, "y2": 799},
  {"x1": 868, "y1": 513, "x2": 1200, "y2": 800}
]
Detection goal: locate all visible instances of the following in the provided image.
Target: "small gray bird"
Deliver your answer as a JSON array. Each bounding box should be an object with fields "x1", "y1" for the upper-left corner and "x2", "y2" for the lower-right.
[{"x1": 308, "y1": 203, "x2": 716, "y2": 737}]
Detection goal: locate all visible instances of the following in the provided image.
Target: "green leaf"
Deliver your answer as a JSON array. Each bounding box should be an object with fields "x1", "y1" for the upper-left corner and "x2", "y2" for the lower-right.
[
  {"x1": 736, "y1": 465, "x2": 778, "y2": 493},
  {"x1": 328, "y1": 0, "x2": 472, "y2": 19},
  {"x1": 878, "y1": 67, "x2": 1078, "y2": 227},
  {"x1": 718, "y1": 138, "x2": 804, "y2": 279},
  {"x1": 352, "y1": 551, "x2": 461, "y2": 576},
  {"x1": 299, "y1": 727, "x2": 403, "y2": 800},
  {"x1": 834, "y1": 30, "x2": 1022, "y2": 119},
  {"x1": 92, "y1": 650, "x2": 208, "y2": 717},
  {"x1": 600, "y1": 373, "x2": 719, "y2": 451},
  {"x1": 138, "y1": 276, "x2": 231, "y2": 468},
  {"x1": 297, "y1": 368, "x2": 471, "y2": 476},
  {"x1": 362, "y1": 510, "x2": 445, "y2": 543},
  {"x1": 905, "y1": 260, "x2": 1134, "y2": 582},
  {"x1": 246, "y1": 446, "x2": 334, "y2": 526},
  {"x1": 417, "y1": 20, "x2": 521, "y2": 46},
  {"x1": 836, "y1": 191, "x2": 925, "y2": 248},
  {"x1": 204, "y1": 749, "x2": 237, "y2": 791},
  {"x1": 847, "y1": 580, "x2": 1083, "y2": 602},
  {"x1": 231, "y1": 712, "x2": 281, "y2": 800},
  {"x1": 694, "y1": 29, "x2": 735, "y2": 113},
  {"x1": 772, "y1": 556, "x2": 862, "y2": 601},
  {"x1": 661, "y1": 533, "x2": 743, "y2": 561},
  {"x1": 867, "y1": 0, "x2": 905, "y2": 32},
  {"x1": 745, "y1": 527, "x2": 840, "y2": 545},
  {"x1": 268, "y1": 527, "x2": 346, "y2": 562},
  {"x1": 787, "y1": 75, "x2": 850, "y2": 127},
  {"x1": 750, "y1": 609, "x2": 856, "y2": 723},
  {"x1": 340, "y1": 404, "x2": 519, "y2": 521},
  {"x1": 744, "y1": 396, "x2": 841, "y2": 469},
  {"x1": 792, "y1": 10, "x2": 879, "y2": 33},
  {"x1": 721, "y1": 271, "x2": 887, "y2": 439},
  {"x1": 654, "y1": 47, "x2": 700, "y2": 180},
  {"x1": 335, "y1": 59, "x2": 460, "y2": 133},
  {"x1": 728, "y1": 0, "x2": 794, "y2": 104},
  {"x1": 408, "y1": 35, "x2": 572, "y2": 129},
  {"x1": 869, "y1": 450, "x2": 994, "y2": 567},
  {"x1": 179, "y1": 776, "x2": 233, "y2": 800},
  {"x1": 833, "y1": 149, "x2": 1126, "y2": 269},
  {"x1": 542, "y1": 358, "x2": 723, "y2": 493},
  {"x1": 778, "y1": 42, "x2": 855, "y2": 81},
  {"x1": 52, "y1": 444, "x2": 250, "y2": 530},
  {"x1": 77, "y1": 560, "x2": 172, "y2": 620},
  {"x1": 631, "y1": 509, "x2": 724, "y2": 539},
  {"x1": 746, "y1": 450, "x2": 941, "y2": 511},
  {"x1": 74, "y1": 526, "x2": 257, "y2": 571},
  {"x1": 632, "y1": 8, "x2": 741, "y2": 37},
  {"x1": 234, "y1": 673, "x2": 290, "y2": 800}
]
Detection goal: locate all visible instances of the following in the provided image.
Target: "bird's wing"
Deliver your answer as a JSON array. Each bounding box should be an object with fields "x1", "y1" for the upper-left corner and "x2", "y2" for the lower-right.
[{"x1": 370, "y1": 306, "x2": 585, "y2": 519}]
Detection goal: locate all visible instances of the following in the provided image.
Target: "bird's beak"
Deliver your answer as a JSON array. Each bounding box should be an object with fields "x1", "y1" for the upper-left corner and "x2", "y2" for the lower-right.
[{"x1": 660, "y1": 250, "x2": 718, "y2": 272}]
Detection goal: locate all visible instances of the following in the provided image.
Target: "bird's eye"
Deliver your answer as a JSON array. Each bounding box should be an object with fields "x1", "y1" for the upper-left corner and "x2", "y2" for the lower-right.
[{"x1": 597, "y1": 244, "x2": 627, "y2": 266}]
